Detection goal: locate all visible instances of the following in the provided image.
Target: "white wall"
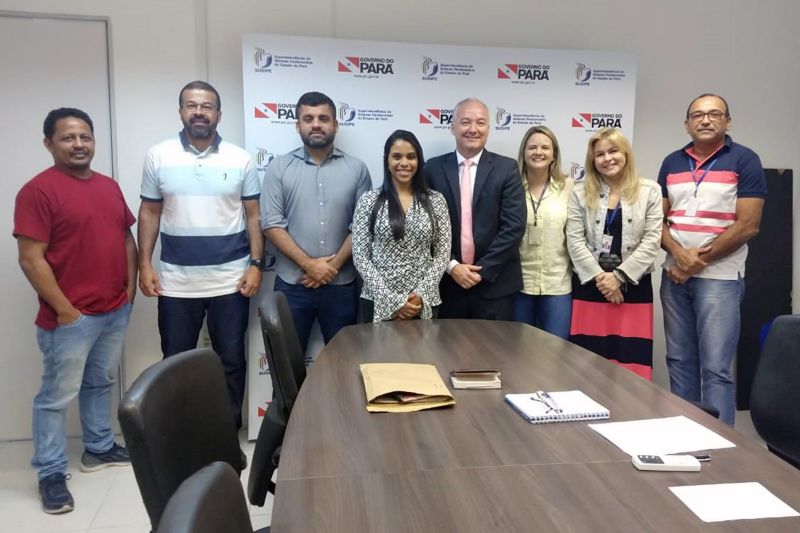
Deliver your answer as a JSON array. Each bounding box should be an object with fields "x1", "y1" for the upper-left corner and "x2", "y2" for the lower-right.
[{"x1": 1, "y1": 0, "x2": 797, "y2": 439}]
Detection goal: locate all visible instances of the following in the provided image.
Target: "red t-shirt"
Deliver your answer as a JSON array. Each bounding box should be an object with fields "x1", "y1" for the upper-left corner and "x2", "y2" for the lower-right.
[{"x1": 13, "y1": 167, "x2": 136, "y2": 330}]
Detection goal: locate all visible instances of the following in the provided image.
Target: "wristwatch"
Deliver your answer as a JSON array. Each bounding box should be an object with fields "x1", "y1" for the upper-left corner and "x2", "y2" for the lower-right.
[{"x1": 249, "y1": 258, "x2": 264, "y2": 269}]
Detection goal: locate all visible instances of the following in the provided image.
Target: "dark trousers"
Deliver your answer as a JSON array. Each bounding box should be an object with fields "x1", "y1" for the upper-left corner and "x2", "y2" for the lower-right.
[
  {"x1": 274, "y1": 277, "x2": 359, "y2": 355},
  {"x1": 438, "y1": 289, "x2": 515, "y2": 321},
  {"x1": 158, "y1": 292, "x2": 250, "y2": 429}
]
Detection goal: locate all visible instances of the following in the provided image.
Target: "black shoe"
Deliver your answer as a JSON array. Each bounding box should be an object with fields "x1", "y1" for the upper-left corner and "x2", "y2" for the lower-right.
[
  {"x1": 240, "y1": 448, "x2": 248, "y2": 470},
  {"x1": 80, "y1": 442, "x2": 131, "y2": 473},
  {"x1": 39, "y1": 473, "x2": 74, "y2": 514}
]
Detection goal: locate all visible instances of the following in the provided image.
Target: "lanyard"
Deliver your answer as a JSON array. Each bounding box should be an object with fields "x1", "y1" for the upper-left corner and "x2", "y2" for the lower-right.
[
  {"x1": 604, "y1": 200, "x2": 621, "y2": 234},
  {"x1": 527, "y1": 178, "x2": 550, "y2": 227},
  {"x1": 688, "y1": 157, "x2": 719, "y2": 197}
]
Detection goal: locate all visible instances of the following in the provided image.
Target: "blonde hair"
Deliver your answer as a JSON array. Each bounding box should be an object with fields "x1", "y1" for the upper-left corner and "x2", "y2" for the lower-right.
[
  {"x1": 583, "y1": 128, "x2": 640, "y2": 209},
  {"x1": 516, "y1": 125, "x2": 567, "y2": 189}
]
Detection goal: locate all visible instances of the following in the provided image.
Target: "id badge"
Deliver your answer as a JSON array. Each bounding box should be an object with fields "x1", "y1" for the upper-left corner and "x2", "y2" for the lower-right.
[
  {"x1": 527, "y1": 224, "x2": 543, "y2": 246},
  {"x1": 601, "y1": 234, "x2": 613, "y2": 254},
  {"x1": 685, "y1": 195, "x2": 700, "y2": 217}
]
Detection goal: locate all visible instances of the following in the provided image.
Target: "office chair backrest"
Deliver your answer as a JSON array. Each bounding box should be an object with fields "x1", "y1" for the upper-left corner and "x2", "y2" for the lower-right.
[
  {"x1": 259, "y1": 292, "x2": 306, "y2": 416},
  {"x1": 118, "y1": 348, "x2": 242, "y2": 529},
  {"x1": 247, "y1": 399, "x2": 287, "y2": 507},
  {"x1": 157, "y1": 462, "x2": 254, "y2": 533},
  {"x1": 750, "y1": 314, "x2": 800, "y2": 469}
]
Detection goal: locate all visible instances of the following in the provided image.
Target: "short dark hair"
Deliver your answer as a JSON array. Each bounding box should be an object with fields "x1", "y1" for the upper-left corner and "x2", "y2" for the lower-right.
[
  {"x1": 43, "y1": 108, "x2": 94, "y2": 139},
  {"x1": 295, "y1": 91, "x2": 336, "y2": 118},
  {"x1": 179, "y1": 80, "x2": 221, "y2": 110},
  {"x1": 686, "y1": 93, "x2": 730, "y2": 119}
]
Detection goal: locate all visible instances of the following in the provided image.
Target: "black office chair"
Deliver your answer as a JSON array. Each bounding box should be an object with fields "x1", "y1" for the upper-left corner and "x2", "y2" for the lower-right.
[
  {"x1": 119, "y1": 348, "x2": 242, "y2": 529},
  {"x1": 259, "y1": 291, "x2": 307, "y2": 417},
  {"x1": 750, "y1": 314, "x2": 800, "y2": 469},
  {"x1": 247, "y1": 398, "x2": 286, "y2": 506},
  {"x1": 247, "y1": 293, "x2": 306, "y2": 506},
  {"x1": 157, "y1": 461, "x2": 269, "y2": 533}
]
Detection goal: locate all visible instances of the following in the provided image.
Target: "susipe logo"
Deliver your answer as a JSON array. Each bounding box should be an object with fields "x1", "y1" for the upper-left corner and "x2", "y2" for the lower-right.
[
  {"x1": 572, "y1": 113, "x2": 623, "y2": 129},
  {"x1": 570, "y1": 162, "x2": 586, "y2": 181},
  {"x1": 254, "y1": 102, "x2": 296, "y2": 121},
  {"x1": 419, "y1": 108, "x2": 453, "y2": 127},
  {"x1": 256, "y1": 148, "x2": 275, "y2": 167},
  {"x1": 495, "y1": 108, "x2": 512, "y2": 127},
  {"x1": 575, "y1": 63, "x2": 592, "y2": 83},
  {"x1": 254, "y1": 48, "x2": 272, "y2": 71},
  {"x1": 422, "y1": 56, "x2": 439, "y2": 77},
  {"x1": 338, "y1": 56, "x2": 395, "y2": 75},
  {"x1": 497, "y1": 63, "x2": 550, "y2": 81},
  {"x1": 339, "y1": 103, "x2": 356, "y2": 123}
]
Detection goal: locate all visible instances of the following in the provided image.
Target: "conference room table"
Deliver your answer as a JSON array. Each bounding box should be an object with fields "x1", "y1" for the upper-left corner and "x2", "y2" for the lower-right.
[{"x1": 269, "y1": 320, "x2": 800, "y2": 532}]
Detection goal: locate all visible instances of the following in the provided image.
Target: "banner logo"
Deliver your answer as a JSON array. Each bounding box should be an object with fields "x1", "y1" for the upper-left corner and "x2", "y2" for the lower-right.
[
  {"x1": 570, "y1": 162, "x2": 586, "y2": 182},
  {"x1": 256, "y1": 147, "x2": 275, "y2": 167},
  {"x1": 493, "y1": 108, "x2": 548, "y2": 131},
  {"x1": 495, "y1": 108, "x2": 512, "y2": 127},
  {"x1": 334, "y1": 102, "x2": 394, "y2": 127},
  {"x1": 574, "y1": 62, "x2": 627, "y2": 86},
  {"x1": 572, "y1": 113, "x2": 623, "y2": 130},
  {"x1": 254, "y1": 102, "x2": 296, "y2": 123},
  {"x1": 497, "y1": 63, "x2": 550, "y2": 84},
  {"x1": 252, "y1": 49, "x2": 312, "y2": 73},
  {"x1": 257, "y1": 401, "x2": 272, "y2": 417},
  {"x1": 422, "y1": 56, "x2": 439, "y2": 77},
  {"x1": 339, "y1": 102, "x2": 357, "y2": 123},
  {"x1": 419, "y1": 108, "x2": 453, "y2": 129},
  {"x1": 576, "y1": 63, "x2": 592, "y2": 83},
  {"x1": 254, "y1": 48, "x2": 273, "y2": 69},
  {"x1": 338, "y1": 56, "x2": 395, "y2": 78},
  {"x1": 421, "y1": 56, "x2": 475, "y2": 81}
]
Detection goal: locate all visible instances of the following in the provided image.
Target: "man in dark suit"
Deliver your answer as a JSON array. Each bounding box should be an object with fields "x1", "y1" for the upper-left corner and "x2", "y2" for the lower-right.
[{"x1": 427, "y1": 98, "x2": 525, "y2": 320}]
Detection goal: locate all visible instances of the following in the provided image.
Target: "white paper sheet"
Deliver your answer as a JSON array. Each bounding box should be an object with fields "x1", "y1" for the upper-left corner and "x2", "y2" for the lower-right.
[
  {"x1": 670, "y1": 482, "x2": 800, "y2": 522},
  {"x1": 587, "y1": 415, "x2": 735, "y2": 456}
]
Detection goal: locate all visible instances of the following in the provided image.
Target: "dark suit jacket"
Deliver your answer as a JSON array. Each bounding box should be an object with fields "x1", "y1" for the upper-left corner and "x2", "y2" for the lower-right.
[{"x1": 426, "y1": 150, "x2": 526, "y2": 300}]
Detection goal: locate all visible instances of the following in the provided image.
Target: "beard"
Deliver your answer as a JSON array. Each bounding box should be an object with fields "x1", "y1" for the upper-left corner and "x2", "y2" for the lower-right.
[
  {"x1": 300, "y1": 129, "x2": 335, "y2": 149},
  {"x1": 182, "y1": 116, "x2": 217, "y2": 140}
]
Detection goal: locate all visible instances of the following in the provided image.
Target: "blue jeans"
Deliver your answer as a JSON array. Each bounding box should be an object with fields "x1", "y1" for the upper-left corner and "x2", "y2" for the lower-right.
[
  {"x1": 158, "y1": 292, "x2": 250, "y2": 428},
  {"x1": 274, "y1": 277, "x2": 358, "y2": 355},
  {"x1": 32, "y1": 303, "x2": 132, "y2": 480},
  {"x1": 660, "y1": 272, "x2": 745, "y2": 425},
  {"x1": 513, "y1": 293, "x2": 572, "y2": 339}
]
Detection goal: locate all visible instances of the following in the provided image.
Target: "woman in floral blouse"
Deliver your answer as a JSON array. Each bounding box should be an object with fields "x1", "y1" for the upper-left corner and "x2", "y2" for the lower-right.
[{"x1": 352, "y1": 130, "x2": 451, "y2": 322}]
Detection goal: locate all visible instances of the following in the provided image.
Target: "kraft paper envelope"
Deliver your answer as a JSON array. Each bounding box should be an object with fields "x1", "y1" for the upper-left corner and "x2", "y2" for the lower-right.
[{"x1": 360, "y1": 363, "x2": 455, "y2": 413}]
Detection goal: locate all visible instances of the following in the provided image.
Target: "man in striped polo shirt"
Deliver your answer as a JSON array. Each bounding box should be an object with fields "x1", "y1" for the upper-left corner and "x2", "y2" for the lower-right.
[
  {"x1": 138, "y1": 81, "x2": 263, "y2": 434},
  {"x1": 659, "y1": 93, "x2": 766, "y2": 425}
]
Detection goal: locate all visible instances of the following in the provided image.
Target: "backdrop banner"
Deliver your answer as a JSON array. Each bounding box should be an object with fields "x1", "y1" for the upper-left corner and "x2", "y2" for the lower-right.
[{"x1": 243, "y1": 33, "x2": 637, "y2": 438}]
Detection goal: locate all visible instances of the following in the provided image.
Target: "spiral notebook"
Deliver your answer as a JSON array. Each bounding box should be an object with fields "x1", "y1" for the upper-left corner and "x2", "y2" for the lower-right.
[{"x1": 505, "y1": 390, "x2": 609, "y2": 424}]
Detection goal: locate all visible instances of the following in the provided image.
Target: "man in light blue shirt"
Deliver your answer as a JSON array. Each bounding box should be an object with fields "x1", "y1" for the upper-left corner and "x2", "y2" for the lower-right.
[{"x1": 261, "y1": 91, "x2": 371, "y2": 354}]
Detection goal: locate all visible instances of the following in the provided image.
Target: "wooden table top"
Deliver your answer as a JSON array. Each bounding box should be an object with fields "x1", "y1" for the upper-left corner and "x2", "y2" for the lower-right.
[{"x1": 270, "y1": 320, "x2": 800, "y2": 532}]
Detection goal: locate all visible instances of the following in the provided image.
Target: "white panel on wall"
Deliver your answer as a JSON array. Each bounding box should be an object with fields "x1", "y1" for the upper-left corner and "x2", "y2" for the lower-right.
[
  {"x1": 0, "y1": 14, "x2": 113, "y2": 440},
  {"x1": 241, "y1": 33, "x2": 638, "y2": 437}
]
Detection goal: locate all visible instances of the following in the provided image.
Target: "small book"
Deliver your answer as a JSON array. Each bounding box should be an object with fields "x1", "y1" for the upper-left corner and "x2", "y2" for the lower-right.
[
  {"x1": 505, "y1": 390, "x2": 609, "y2": 424},
  {"x1": 450, "y1": 369, "x2": 501, "y2": 389}
]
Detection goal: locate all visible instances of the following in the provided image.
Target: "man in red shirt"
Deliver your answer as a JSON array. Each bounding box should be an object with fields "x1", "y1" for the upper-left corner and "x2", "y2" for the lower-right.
[{"x1": 14, "y1": 108, "x2": 138, "y2": 514}]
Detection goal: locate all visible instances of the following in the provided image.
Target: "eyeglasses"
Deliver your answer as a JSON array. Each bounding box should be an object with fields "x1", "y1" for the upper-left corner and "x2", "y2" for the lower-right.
[
  {"x1": 688, "y1": 110, "x2": 727, "y2": 122},
  {"x1": 531, "y1": 391, "x2": 563, "y2": 414},
  {"x1": 182, "y1": 102, "x2": 218, "y2": 113}
]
